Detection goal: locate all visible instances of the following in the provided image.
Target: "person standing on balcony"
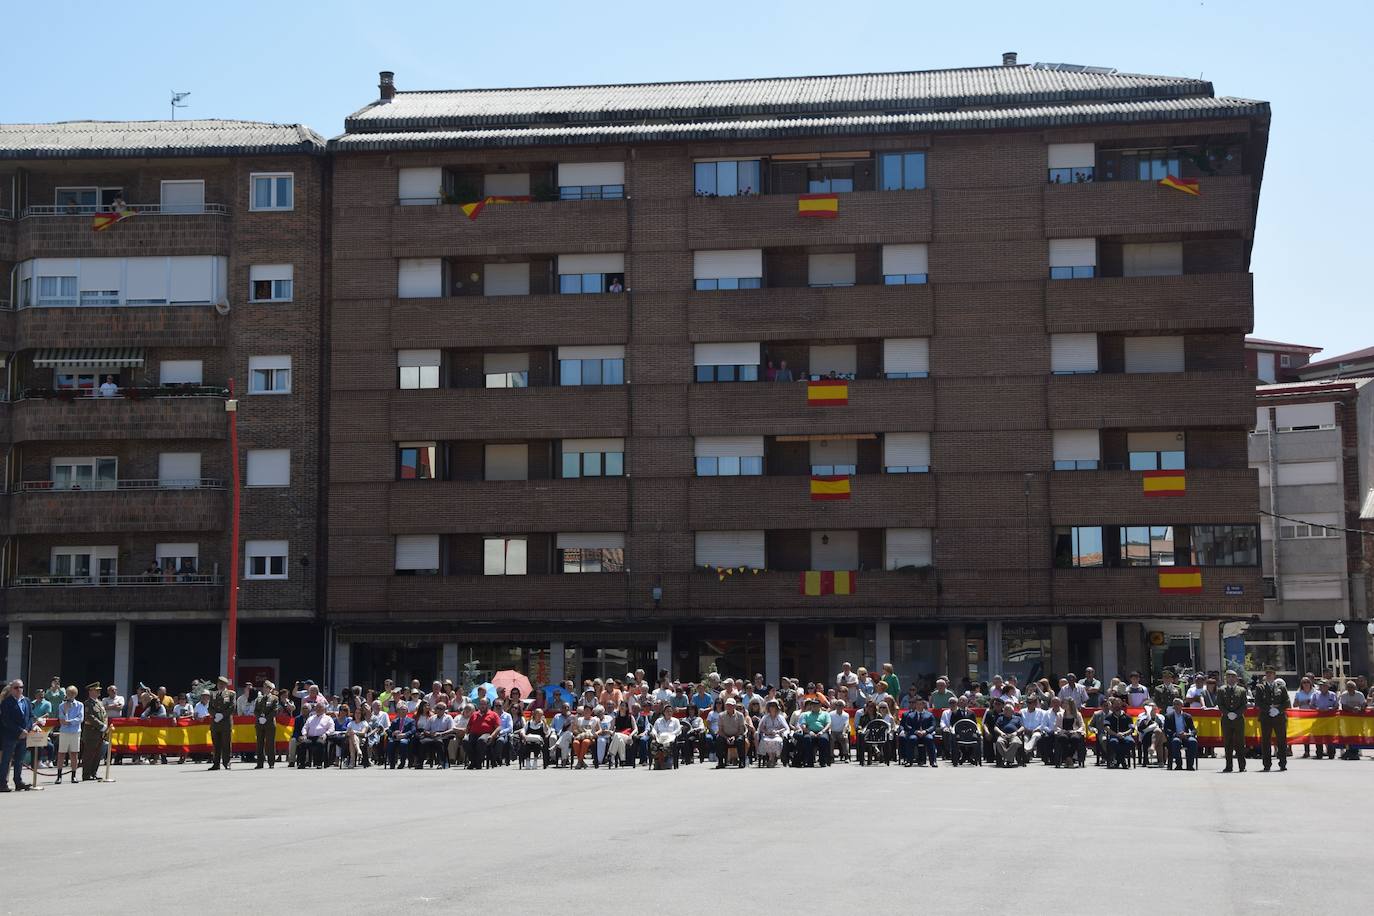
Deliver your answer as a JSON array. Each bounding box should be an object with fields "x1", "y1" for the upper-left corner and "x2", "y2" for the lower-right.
[{"x1": 98, "y1": 375, "x2": 119, "y2": 398}]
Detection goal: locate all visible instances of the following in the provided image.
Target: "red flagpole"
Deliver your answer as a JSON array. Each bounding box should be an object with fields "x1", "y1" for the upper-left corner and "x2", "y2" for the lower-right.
[{"x1": 226, "y1": 379, "x2": 240, "y2": 681}]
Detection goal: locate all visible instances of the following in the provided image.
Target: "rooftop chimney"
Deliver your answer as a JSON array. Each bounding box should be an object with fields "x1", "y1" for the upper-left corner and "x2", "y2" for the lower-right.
[
  {"x1": 379, "y1": 71, "x2": 396, "y2": 102},
  {"x1": 1002, "y1": 51, "x2": 1018, "y2": 67}
]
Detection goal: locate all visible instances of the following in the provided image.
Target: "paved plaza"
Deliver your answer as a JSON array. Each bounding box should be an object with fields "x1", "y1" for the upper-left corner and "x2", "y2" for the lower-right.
[{"x1": 1, "y1": 754, "x2": 1368, "y2": 915}]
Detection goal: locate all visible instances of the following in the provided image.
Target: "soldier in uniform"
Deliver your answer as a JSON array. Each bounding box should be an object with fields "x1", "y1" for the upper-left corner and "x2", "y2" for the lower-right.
[
  {"x1": 1217, "y1": 669, "x2": 1249, "y2": 772},
  {"x1": 1152, "y1": 669, "x2": 1182, "y2": 712},
  {"x1": 253, "y1": 680, "x2": 281, "y2": 769},
  {"x1": 1252, "y1": 666, "x2": 1290, "y2": 772},
  {"x1": 80, "y1": 682, "x2": 109, "y2": 781},
  {"x1": 208, "y1": 676, "x2": 237, "y2": 771}
]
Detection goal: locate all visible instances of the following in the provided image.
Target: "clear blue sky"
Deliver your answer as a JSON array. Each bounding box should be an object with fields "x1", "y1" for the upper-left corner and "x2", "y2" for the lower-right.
[{"x1": 7, "y1": 0, "x2": 1369, "y2": 354}]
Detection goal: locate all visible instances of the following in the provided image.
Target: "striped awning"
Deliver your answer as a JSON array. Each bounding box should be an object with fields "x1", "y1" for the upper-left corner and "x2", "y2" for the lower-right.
[{"x1": 33, "y1": 347, "x2": 144, "y2": 369}]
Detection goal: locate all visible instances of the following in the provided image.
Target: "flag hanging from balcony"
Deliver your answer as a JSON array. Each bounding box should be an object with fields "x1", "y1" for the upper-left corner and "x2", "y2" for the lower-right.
[
  {"x1": 1142, "y1": 469, "x2": 1187, "y2": 498},
  {"x1": 797, "y1": 193, "x2": 839, "y2": 218},
  {"x1": 800, "y1": 570, "x2": 856, "y2": 596},
  {"x1": 807, "y1": 379, "x2": 848, "y2": 406},
  {"x1": 91, "y1": 203, "x2": 136, "y2": 232},
  {"x1": 810, "y1": 475, "x2": 852, "y2": 501},
  {"x1": 459, "y1": 195, "x2": 532, "y2": 220},
  {"x1": 1157, "y1": 176, "x2": 1200, "y2": 197},
  {"x1": 1158, "y1": 567, "x2": 1203, "y2": 595}
]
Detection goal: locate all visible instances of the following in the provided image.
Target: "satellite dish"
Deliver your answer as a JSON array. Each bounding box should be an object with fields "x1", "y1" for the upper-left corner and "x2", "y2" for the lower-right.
[{"x1": 214, "y1": 300, "x2": 231, "y2": 316}]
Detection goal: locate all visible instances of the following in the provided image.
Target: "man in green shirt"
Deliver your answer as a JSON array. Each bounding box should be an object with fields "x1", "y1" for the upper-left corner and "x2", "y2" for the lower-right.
[
  {"x1": 43, "y1": 677, "x2": 65, "y2": 716},
  {"x1": 929, "y1": 678, "x2": 955, "y2": 711},
  {"x1": 798, "y1": 698, "x2": 832, "y2": 767}
]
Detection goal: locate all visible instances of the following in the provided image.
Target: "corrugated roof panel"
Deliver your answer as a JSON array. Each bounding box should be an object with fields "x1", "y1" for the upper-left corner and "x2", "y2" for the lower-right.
[{"x1": 0, "y1": 119, "x2": 326, "y2": 159}]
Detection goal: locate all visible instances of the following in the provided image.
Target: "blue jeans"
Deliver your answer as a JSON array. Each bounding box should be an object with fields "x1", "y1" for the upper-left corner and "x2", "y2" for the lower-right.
[{"x1": 2, "y1": 735, "x2": 26, "y2": 787}]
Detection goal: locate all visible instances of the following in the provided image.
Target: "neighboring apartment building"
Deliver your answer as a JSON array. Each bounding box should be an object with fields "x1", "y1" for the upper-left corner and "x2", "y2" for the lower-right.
[
  {"x1": 1250, "y1": 377, "x2": 1374, "y2": 678},
  {"x1": 1246, "y1": 336, "x2": 1322, "y2": 383},
  {"x1": 326, "y1": 58, "x2": 1269, "y2": 691},
  {"x1": 0, "y1": 120, "x2": 327, "y2": 691}
]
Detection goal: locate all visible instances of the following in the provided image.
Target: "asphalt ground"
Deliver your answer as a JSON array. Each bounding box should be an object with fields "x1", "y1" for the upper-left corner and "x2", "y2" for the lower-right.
[{"x1": 1, "y1": 750, "x2": 1368, "y2": 916}]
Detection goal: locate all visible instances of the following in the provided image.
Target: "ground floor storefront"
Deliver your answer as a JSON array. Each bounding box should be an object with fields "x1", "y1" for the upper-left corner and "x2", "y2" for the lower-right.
[{"x1": 1241, "y1": 621, "x2": 1372, "y2": 682}]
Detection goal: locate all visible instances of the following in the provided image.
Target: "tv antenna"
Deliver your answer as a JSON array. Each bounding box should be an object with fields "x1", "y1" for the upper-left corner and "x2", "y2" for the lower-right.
[{"x1": 170, "y1": 90, "x2": 191, "y2": 119}]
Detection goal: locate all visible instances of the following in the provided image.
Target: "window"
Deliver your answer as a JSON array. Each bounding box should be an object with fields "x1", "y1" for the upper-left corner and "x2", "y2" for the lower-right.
[
  {"x1": 884, "y1": 528, "x2": 932, "y2": 569},
  {"x1": 561, "y1": 438, "x2": 625, "y2": 479},
  {"x1": 1047, "y1": 143, "x2": 1095, "y2": 184},
  {"x1": 694, "y1": 342, "x2": 760, "y2": 383},
  {"x1": 1119, "y1": 526, "x2": 1177, "y2": 567},
  {"x1": 694, "y1": 364, "x2": 759, "y2": 382},
  {"x1": 54, "y1": 370, "x2": 99, "y2": 392},
  {"x1": 483, "y1": 537, "x2": 527, "y2": 576},
  {"x1": 484, "y1": 443, "x2": 529, "y2": 481},
  {"x1": 54, "y1": 187, "x2": 121, "y2": 213},
  {"x1": 878, "y1": 152, "x2": 926, "y2": 191},
  {"x1": 397, "y1": 349, "x2": 441, "y2": 389},
  {"x1": 51, "y1": 546, "x2": 117, "y2": 582},
  {"x1": 158, "y1": 453, "x2": 201, "y2": 488},
  {"x1": 1050, "y1": 333, "x2": 1099, "y2": 374},
  {"x1": 810, "y1": 438, "x2": 857, "y2": 476},
  {"x1": 160, "y1": 180, "x2": 205, "y2": 214},
  {"x1": 1049, "y1": 239, "x2": 1096, "y2": 279},
  {"x1": 1053, "y1": 526, "x2": 1103, "y2": 568},
  {"x1": 1190, "y1": 525, "x2": 1258, "y2": 567},
  {"x1": 249, "y1": 265, "x2": 294, "y2": 302},
  {"x1": 394, "y1": 535, "x2": 440, "y2": 576},
  {"x1": 558, "y1": 346, "x2": 625, "y2": 386},
  {"x1": 1052, "y1": 430, "x2": 1100, "y2": 471},
  {"x1": 397, "y1": 167, "x2": 443, "y2": 205},
  {"x1": 694, "y1": 159, "x2": 762, "y2": 197},
  {"x1": 484, "y1": 352, "x2": 529, "y2": 388},
  {"x1": 51, "y1": 457, "x2": 118, "y2": 491},
  {"x1": 156, "y1": 543, "x2": 199, "y2": 576},
  {"x1": 808, "y1": 253, "x2": 856, "y2": 288},
  {"x1": 80, "y1": 288, "x2": 119, "y2": 306},
  {"x1": 807, "y1": 164, "x2": 854, "y2": 193},
  {"x1": 246, "y1": 449, "x2": 290, "y2": 487},
  {"x1": 37, "y1": 276, "x2": 78, "y2": 306},
  {"x1": 557, "y1": 163, "x2": 625, "y2": 200},
  {"x1": 1274, "y1": 403, "x2": 1336, "y2": 432},
  {"x1": 159, "y1": 359, "x2": 203, "y2": 385},
  {"x1": 694, "y1": 530, "x2": 766, "y2": 569},
  {"x1": 248, "y1": 356, "x2": 291, "y2": 394},
  {"x1": 556, "y1": 534, "x2": 625, "y2": 573},
  {"x1": 694, "y1": 455, "x2": 764, "y2": 476},
  {"x1": 1124, "y1": 336, "x2": 1185, "y2": 374},
  {"x1": 398, "y1": 258, "x2": 443, "y2": 299},
  {"x1": 883, "y1": 432, "x2": 930, "y2": 473},
  {"x1": 245, "y1": 540, "x2": 288, "y2": 579},
  {"x1": 1124, "y1": 149, "x2": 1181, "y2": 182},
  {"x1": 1279, "y1": 354, "x2": 1292, "y2": 368},
  {"x1": 557, "y1": 254, "x2": 624, "y2": 294},
  {"x1": 881, "y1": 244, "x2": 928, "y2": 284},
  {"x1": 693, "y1": 250, "x2": 764, "y2": 290},
  {"x1": 250, "y1": 173, "x2": 294, "y2": 211},
  {"x1": 1278, "y1": 514, "x2": 1339, "y2": 539},
  {"x1": 1122, "y1": 243, "x2": 1183, "y2": 278},
  {"x1": 398, "y1": 442, "x2": 438, "y2": 480},
  {"x1": 883, "y1": 338, "x2": 929, "y2": 379},
  {"x1": 694, "y1": 277, "x2": 761, "y2": 291},
  {"x1": 1128, "y1": 432, "x2": 1185, "y2": 471}
]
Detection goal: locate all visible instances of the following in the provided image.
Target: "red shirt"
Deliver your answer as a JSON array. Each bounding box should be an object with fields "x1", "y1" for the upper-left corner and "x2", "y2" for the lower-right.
[{"x1": 467, "y1": 709, "x2": 500, "y2": 737}]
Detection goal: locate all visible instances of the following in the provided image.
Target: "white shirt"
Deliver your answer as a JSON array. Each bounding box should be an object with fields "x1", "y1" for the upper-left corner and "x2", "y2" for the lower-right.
[
  {"x1": 836, "y1": 671, "x2": 859, "y2": 691},
  {"x1": 302, "y1": 713, "x2": 335, "y2": 738},
  {"x1": 193, "y1": 702, "x2": 210, "y2": 718},
  {"x1": 651, "y1": 687, "x2": 675, "y2": 704},
  {"x1": 652, "y1": 716, "x2": 681, "y2": 738},
  {"x1": 1058, "y1": 684, "x2": 1089, "y2": 706},
  {"x1": 99, "y1": 381, "x2": 119, "y2": 397},
  {"x1": 1021, "y1": 707, "x2": 1052, "y2": 732},
  {"x1": 1126, "y1": 684, "x2": 1150, "y2": 706},
  {"x1": 829, "y1": 710, "x2": 850, "y2": 734}
]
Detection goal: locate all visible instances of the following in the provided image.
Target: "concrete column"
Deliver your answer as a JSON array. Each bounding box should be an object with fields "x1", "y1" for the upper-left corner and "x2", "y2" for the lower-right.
[
  {"x1": 946, "y1": 624, "x2": 967, "y2": 683},
  {"x1": 1100, "y1": 620, "x2": 1120, "y2": 682},
  {"x1": 656, "y1": 631, "x2": 673, "y2": 680},
  {"x1": 1199, "y1": 620, "x2": 1222, "y2": 674},
  {"x1": 549, "y1": 640, "x2": 566, "y2": 686},
  {"x1": 1050, "y1": 623, "x2": 1070, "y2": 679},
  {"x1": 764, "y1": 623, "x2": 781, "y2": 687},
  {"x1": 874, "y1": 620, "x2": 892, "y2": 670},
  {"x1": 218, "y1": 620, "x2": 229, "y2": 678},
  {"x1": 1122, "y1": 622, "x2": 1144, "y2": 676},
  {"x1": 112, "y1": 622, "x2": 132, "y2": 698},
  {"x1": 333, "y1": 638, "x2": 351, "y2": 693},
  {"x1": 441, "y1": 642, "x2": 459, "y2": 682},
  {"x1": 5, "y1": 622, "x2": 22, "y2": 683},
  {"x1": 986, "y1": 621, "x2": 1004, "y2": 678}
]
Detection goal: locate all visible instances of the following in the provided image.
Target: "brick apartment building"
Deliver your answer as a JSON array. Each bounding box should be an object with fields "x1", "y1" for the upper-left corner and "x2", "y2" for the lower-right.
[
  {"x1": 325, "y1": 57, "x2": 1271, "y2": 691},
  {"x1": 0, "y1": 120, "x2": 327, "y2": 692}
]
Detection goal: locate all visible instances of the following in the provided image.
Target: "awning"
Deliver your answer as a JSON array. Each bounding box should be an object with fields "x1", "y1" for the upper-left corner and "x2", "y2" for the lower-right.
[{"x1": 33, "y1": 347, "x2": 144, "y2": 369}]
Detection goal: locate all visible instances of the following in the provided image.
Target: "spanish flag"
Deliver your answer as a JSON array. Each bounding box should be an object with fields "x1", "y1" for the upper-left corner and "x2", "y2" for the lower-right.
[
  {"x1": 92, "y1": 206, "x2": 136, "y2": 232},
  {"x1": 1158, "y1": 176, "x2": 1200, "y2": 197},
  {"x1": 1158, "y1": 567, "x2": 1203, "y2": 595},
  {"x1": 1142, "y1": 469, "x2": 1186, "y2": 498},
  {"x1": 460, "y1": 195, "x2": 532, "y2": 220},
  {"x1": 800, "y1": 570, "x2": 856, "y2": 596},
  {"x1": 797, "y1": 193, "x2": 839, "y2": 218},
  {"x1": 807, "y1": 379, "x2": 848, "y2": 406},
  {"x1": 810, "y1": 475, "x2": 852, "y2": 501}
]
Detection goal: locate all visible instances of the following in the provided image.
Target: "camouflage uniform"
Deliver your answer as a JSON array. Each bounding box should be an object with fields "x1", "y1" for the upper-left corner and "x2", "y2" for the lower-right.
[
  {"x1": 1217, "y1": 680, "x2": 1249, "y2": 771},
  {"x1": 80, "y1": 685, "x2": 109, "y2": 780},
  {"x1": 1252, "y1": 678, "x2": 1290, "y2": 771},
  {"x1": 208, "y1": 683, "x2": 237, "y2": 770},
  {"x1": 253, "y1": 691, "x2": 281, "y2": 769}
]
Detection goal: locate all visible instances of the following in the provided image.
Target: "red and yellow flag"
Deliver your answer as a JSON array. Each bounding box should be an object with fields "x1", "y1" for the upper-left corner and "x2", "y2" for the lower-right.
[
  {"x1": 1142, "y1": 469, "x2": 1186, "y2": 498},
  {"x1": 797, "y1": 193, "x2": 839, "y2": 218},
  {"x1": 807, "y1": 379, "x2": 848, "y2": 406},
  {"x1": 1158, "y1": 176, "x2": 1200, "y2": 197},
  {"x1": 810, "y1": 475, "x2": 852, "y2": 501},
  {"x1": 800, "y1": 570, "x2": 856, "y2": 596},
  {"x1": 460, "y1": 195, "x2": 532, "y2": 220},
  {"x1": 1158, "y1": 566, "x2": 1203, "y2": 594},
  {"x1": 91, "y1": 206, "x2": 136, "y2": 232}
]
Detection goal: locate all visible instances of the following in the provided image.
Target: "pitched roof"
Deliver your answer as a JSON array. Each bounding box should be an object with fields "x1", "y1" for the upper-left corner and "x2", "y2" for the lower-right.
[
  {"x1": 1245, "y1": 337, "x2": 1323, "y2": 353},
  {"x1": 0, "y1": 119, "x2": 326, "y2": 159},
  {"x1": 345, "y1": 64, "x2": 1220, "y2": 132},
  {"x1": 1298, "y1": 345, "x2": 1374, "y2": 372}
]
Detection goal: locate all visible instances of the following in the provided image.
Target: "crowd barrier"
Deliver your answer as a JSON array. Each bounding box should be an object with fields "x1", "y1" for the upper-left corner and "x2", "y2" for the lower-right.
[{"x1": 101, "y1": 716, "x2": 294, "y2": 755}]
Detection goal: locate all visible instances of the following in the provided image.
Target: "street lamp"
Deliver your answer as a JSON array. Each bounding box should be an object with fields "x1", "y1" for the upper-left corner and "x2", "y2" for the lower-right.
[{"x1": 1334, "y1": 620, "x2": 1346, "y2": 636}]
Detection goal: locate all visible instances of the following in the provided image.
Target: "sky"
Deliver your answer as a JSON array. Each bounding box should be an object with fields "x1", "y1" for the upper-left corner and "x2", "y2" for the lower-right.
[{"x1": 5, "y1": 0, "x2": 1370, "y2": 354}]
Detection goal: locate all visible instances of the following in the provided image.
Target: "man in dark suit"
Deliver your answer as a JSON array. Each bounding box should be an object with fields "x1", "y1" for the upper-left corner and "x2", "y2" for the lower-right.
[
  {"x1": 1, "y1": 679, "x2": 38, "y2": 791},
  {"x1": 1163, "y1": 698, "x2": 1199, "y2": 771}
]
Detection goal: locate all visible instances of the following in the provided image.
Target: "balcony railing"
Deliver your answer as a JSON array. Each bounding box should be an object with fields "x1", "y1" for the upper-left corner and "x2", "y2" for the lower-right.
[
  {"x1": 16, "y1": 478, "x2": 224, "y2": 493},
  {"x1": 19, "y1": 385, "x2": 229, "y2": 401},
  {"x1": 21, "y1": 203, "x2": 228, "y2": 218},
  {"x1": 12, "y1": 573, "x2": 222, "y2": 587}
]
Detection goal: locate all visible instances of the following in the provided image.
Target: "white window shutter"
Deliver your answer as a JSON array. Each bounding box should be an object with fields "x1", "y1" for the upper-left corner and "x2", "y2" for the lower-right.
[
  {"x1": 159, "y1": 360, "x2": 203, "y2": 384},
  {"x1": 883, "y1": 433, "x2": 930, "y2": 468},
  {"x1": 808, "y1": 253, "x2": 856, "y2": 286},
  {"x1": 694, "y1": 531, "x2": 765, "y2": 568},
  {"x1": 1124, "y1": 336, "x2": 1185, "y2": 373},
  {"x1": 398, "y1": 258, "x2": 443, "y2": 298},
  {"x1": 158, "y1": 452, "x2": 201, "y2": 487},
  {"x1": 885, "y1": 528, "x2": 932, "y2": 570},
  {"x1": 693, "y1": 250, "x2": 763, "y2": 280},
  {"x1": 1050, "y1": 334, "x2": 1099, "y2": 373},
  {"x1": 1048, "y1": 143, "x2": 1095, "y2": 169},
  {"x1": 883, "y1": 338, "x2": 929, "y2": 375},
  {"x1": 1053, "y1": 430, "x2": 1101, "y2": 462},
  {"x1": 1049, "y1": 238, "x2": 1097, "y2": 267},
  {"x1": 557, "y1": 162, "x2": 624, "y2": 187},
  {"x1": 397, "y1": 167, "x2": 443, "y2": 204},
  {"x1": 881, "y1": 244, "x2": 928, "y2": 276},
  {"x1": 1275, "y1": 403, "x2": 1335, "y2": 431},
  {"x1": 557, "y1": 254, "x2": 624, "y2": 275},
  {"x1": 484, "y1": 352, "x2": 530, "y2": 374},
  {"x1": 694, "y1": 436, "x2": 765, "y2": 458},
  {"x1": 246, "y1": 449, "x2": 290, "y2": 486},
  {"x1": 558, "y1": 345, "x2": 624, "y2": 361},
  {"x1": 809, "y1": 344, "x2": 857, "y2": 376},
  {"x1": 395, "y1": 535, "x2": 440, "y2": 570},
  {"x1": 693, "y1": 342, "x2": 760, "y2": 366}
]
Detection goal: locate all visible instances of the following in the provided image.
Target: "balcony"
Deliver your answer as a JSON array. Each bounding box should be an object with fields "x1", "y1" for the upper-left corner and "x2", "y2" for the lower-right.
[
  {"x1": 1048, "y1": 468, "x2": 1260, "y2": 526},
  {"x1": 0, "y1": 300, "x2": 12, "y2": 351},
  {"x1": 328, "y1": 573, "x2": 631, "y2": 619},
  {"x1": 390, "y1": 294, "x2": 627, "y2": 349},
  {"x1": 390, "y1": 386, "x2": 629, "y2": 440},
  {"x1": 1043, "y1": 175, "x2": 1255, "y2": 239},
  {"x1": 7, "y1": 481, "x2": 226, "y2": 535},
  {"x1": 688, "y1": 283, "x2": 933, "y2": 343},
  {"x1": 687, "y1": 569, "x2": 939, "y2": 614},
  {"x1": 687, "y1": 190, "x2": 932, "y2": 250},
  {"x1": 16, "y1": 304, "x2": 226, "y2": 349},
  {"x1": 4, "y1": 575, "x2": 225, "y2": 619},
  {"x1": 389, "y1": 200, "x2": 628, "y2": 258},
  {"x1": 1046, "y1": 371, "x2": 1254, "y2": 429},
  {"x1": 11, "y1": 390, "x2": 228, "y2": 442},
  {"x1": 1045, "y1": 273, "x2": 1253, "y2": 335},
  {"x1": 0, "y1": 213, "x2": 15, "y2": 260},
  {"x1": 688, "y1": 378, "x2": 933, "y2": 437},
  {"x1": 388, "y1": 478, "x2": 629, "y2": 534},
  {"x1": 1052, "y1": 565, "x2": 1262, "y2": 617},
  {"x1": 687, "y1": 474, "x2": 936, "y2": 530},
  {"x1": 16, "y1": 205, "x2": 231, "y2": 259}
]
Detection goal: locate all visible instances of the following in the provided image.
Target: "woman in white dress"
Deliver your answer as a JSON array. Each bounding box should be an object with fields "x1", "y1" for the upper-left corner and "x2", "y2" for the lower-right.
[{"x1": 756, "y1": 699, "x2": 790, "y2": 767}]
